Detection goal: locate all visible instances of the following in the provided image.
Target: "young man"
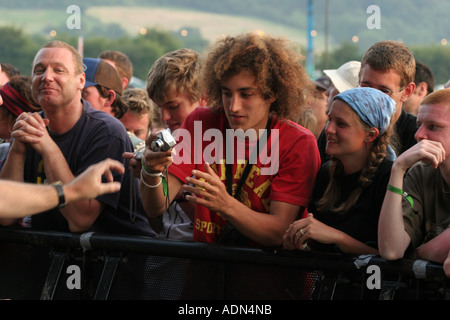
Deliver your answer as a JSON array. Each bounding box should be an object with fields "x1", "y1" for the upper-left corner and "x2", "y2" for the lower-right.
[
  {"x1": 358, "y1": 40, "x2": 418, "y2": 156},
  {"x1": 318, "y1": 41, "x2": 418, "y2": 163},
  {"x1": 146, "y1": 48, "x2": 206, "y2": 133},
  {"x1": 378, "y1": 89, "x2": 450, "y2": 266},
  {"x1": 403, "y1": 60, "x2": 435, "y2": 116},
  {"x1": 120, "y1": 88, "x2": 153, "y2": 141},
  {"x1": 0, "y1": 41, "x2": 154, "y2": 237},
  {"x1": 139, "y1": 33, "x2": 320, "y2": 247},
  {"x1": 98, "y1": 50, "x2": 133, "y2": 90},
  {"x1": 82, "y1": 57, "x2": 128, "y2": 120},
  {"x1": 125, "y1": 48, "x2": 206, "y2": 240}
]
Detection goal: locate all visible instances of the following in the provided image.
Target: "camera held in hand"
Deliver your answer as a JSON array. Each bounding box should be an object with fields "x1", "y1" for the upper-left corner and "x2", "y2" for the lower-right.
[{"x1": 151, "y1": 128, "x2": 176, "y2": 152}]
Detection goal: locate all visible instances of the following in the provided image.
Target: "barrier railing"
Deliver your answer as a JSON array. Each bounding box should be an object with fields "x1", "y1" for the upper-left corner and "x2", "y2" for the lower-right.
[{"x1": 0, "y1": 227, "x2": 448, "y2": 300}]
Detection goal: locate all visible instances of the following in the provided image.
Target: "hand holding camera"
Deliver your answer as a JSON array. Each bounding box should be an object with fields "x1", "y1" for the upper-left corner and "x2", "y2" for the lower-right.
[
  {"x1": 150, "y1": 128, "x2": 176, "y2": 152},
  {"x1": 135, "y1": 128, "x2": 177, "y2": 177},
  {"x1": 133, "y1": 128, "x2": 176, "y2": 160}
]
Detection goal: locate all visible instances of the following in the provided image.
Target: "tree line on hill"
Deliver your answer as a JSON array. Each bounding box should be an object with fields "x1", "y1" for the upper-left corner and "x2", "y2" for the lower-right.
[
  {"x1": 0, "y1": 25, "x2": 206, "y2": 81},
  {"x1": 1, "y1": 25, "x2": 448, "y2": 85},
  {"x1": 2, "y1": 0, "x2": 449, "y2": 51}
]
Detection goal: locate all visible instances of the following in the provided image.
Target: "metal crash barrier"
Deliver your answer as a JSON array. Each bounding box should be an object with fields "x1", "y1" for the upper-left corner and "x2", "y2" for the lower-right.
[{"x1": 0, "y1": 227, "x2": 448, "y2": 300}]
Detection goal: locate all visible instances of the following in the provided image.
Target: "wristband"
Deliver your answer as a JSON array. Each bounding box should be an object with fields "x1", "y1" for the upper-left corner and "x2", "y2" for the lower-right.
[
  {"x1": 141, "y1": 157, "x2": 163, "y2": 176},
  {"x1": 52, "y1": 181, "x2": 66, "y2": 208},
  {"x1": 140, "y1": 169, "x2": 162, "y2": 188},
  {"x1": 387, "y1": 184, "x2": 414, "y2": 215}
]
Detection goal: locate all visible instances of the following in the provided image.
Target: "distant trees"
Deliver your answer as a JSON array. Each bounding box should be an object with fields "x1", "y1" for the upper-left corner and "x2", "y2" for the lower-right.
[
  {"x1": 317, "y1": 41, "x2": 362, "y2": 71},
  {"x1": 0, "y1": 26, "x2": 38, "y2": 75},
  {"x1": 411, "y1": 45, "x2": 450, "y2": 86},
  {"x1": 81, "y1": 28, "x2": 185, "y2": 80},
  {"x1": 0, "y1": 25, "x2": 206, "y2": 80},
  {"x1": 1, "y1": 25, "x2": 449, "y2": 85}
]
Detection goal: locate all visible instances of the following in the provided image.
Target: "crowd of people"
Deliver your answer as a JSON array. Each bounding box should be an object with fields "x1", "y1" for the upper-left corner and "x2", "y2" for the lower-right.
[{"x1": 0, "y1": 31, "x2": 449, "y2": 286}]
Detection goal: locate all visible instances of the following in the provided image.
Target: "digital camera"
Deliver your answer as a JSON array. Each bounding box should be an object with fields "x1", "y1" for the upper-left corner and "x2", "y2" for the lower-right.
[{"x1": 150, "y1": 128, "x2": 176, "y2": 152}]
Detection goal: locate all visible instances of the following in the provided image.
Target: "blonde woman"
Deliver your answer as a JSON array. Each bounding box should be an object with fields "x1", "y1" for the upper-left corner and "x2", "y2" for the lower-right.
[{"x1": 284, "y1": 87, "x2": 396, "y2": 254}]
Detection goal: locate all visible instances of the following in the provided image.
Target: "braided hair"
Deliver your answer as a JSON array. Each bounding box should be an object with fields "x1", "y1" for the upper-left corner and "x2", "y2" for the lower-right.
[{"x1": 316, "y1": 109, "x2": 393, "y2": 214}]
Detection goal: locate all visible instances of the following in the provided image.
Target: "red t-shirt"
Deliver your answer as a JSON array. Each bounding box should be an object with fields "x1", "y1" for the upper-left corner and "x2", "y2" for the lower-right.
[{"x1": 169, "y1": 107, "x2": 320, "y2": 243}]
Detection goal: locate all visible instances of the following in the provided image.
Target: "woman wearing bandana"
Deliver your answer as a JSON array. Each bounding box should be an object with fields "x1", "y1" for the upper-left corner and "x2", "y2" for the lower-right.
[
  {"x1": 0, "y1": 75, "x2": 41, "y2": 164},
  {"x1": 284, "y1": 87, "x2": 396, "y2": 255}
]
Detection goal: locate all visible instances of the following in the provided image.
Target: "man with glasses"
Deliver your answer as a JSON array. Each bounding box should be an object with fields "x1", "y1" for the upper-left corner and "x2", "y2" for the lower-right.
[
  {"x1": 358, "y1": 40, "x2": 418, "y2": 156},
  {"x1": 317, "y1": 41, "x2": 417, "y2": 163}
]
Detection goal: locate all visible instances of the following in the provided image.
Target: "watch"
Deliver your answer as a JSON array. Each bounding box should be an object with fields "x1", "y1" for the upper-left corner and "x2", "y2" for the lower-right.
[{"x1": 52, "y1": 181, "x2": 66, "y2": 208}]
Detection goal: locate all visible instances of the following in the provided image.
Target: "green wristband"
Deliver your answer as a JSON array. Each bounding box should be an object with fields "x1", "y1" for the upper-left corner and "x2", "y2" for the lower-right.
[
  {"x1": 141, "y1": 157, "x2": 163, "y2": 176},
  {"x1": 387, "y1": 184, "x2": 415, "y2": 216},
  {"x1": 141, "y1": 157, "x2": 150, "y2": 174}
]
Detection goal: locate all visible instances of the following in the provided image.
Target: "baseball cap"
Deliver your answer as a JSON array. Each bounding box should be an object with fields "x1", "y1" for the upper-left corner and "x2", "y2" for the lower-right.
[
  {"x1": 324, "y1": 61, "x2": 361, "y2": 93},
  {"x1": 83, "y1": 58, "x2": 123, "y2": 94}
]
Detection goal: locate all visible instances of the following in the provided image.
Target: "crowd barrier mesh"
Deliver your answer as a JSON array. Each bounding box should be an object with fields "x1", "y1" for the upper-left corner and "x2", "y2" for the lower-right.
[{"x1": 0, "y1": 227, "x2": 448, "y2": 300}]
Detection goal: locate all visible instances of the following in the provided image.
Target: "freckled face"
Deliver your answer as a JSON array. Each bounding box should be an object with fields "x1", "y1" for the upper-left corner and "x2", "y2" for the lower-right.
[{"x1": 415, "y1": 104, "x2": 450, "y2": 158}]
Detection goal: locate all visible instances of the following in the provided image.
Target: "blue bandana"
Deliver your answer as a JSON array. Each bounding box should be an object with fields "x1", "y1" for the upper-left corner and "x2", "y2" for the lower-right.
[{"x1": 334, "y1": 87, "x2": 396, "y2": 134}]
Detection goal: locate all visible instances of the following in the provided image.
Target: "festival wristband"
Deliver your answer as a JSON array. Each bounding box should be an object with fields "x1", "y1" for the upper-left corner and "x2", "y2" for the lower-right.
[
  {"x1": 141, "y1": 157, "x2": 163, "y2": 177},
  {"x1": 140, "y1": 160, "x2": 168, "y2": 196},
  {"x1": 387, "y1": 184, "x2": 415, "y2": 216},
  {"x1": 140, "y1": 169, "x2": 162, "y2": 188}
]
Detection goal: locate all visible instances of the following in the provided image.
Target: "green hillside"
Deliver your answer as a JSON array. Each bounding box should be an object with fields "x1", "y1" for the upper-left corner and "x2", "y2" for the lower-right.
[
  {"x1": 1, "y1": 0, "x2": 449, "y2": 83},
  {"x1": 1, "y1": 0, "x2": 449, "y2": 50}
]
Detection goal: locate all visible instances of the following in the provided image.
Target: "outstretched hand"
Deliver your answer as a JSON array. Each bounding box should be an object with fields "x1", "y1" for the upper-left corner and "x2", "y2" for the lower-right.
[{"x1": 66, "y1": 158, "x2": 124, "y2": 201}]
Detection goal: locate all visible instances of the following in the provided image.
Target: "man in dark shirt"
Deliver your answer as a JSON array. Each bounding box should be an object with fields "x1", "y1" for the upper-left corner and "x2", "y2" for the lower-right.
[
  {"x1": 318, "y1": 40, "x2": 418, "y2": 163},
  {"x1": 0, "y1": 41, "x2": 155, "y2": 237}
]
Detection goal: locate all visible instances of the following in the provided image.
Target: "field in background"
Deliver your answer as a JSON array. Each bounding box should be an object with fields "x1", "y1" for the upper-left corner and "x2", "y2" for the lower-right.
[
  {"x1": 86, "y1": 6, "x2": 309, "y2": 45},
  {"x1": 0, "y1": 8, "x2": 67, "y2": 31},
  {"x1": 0, "y1": 6, "x2": 312, "y2": 47}
]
